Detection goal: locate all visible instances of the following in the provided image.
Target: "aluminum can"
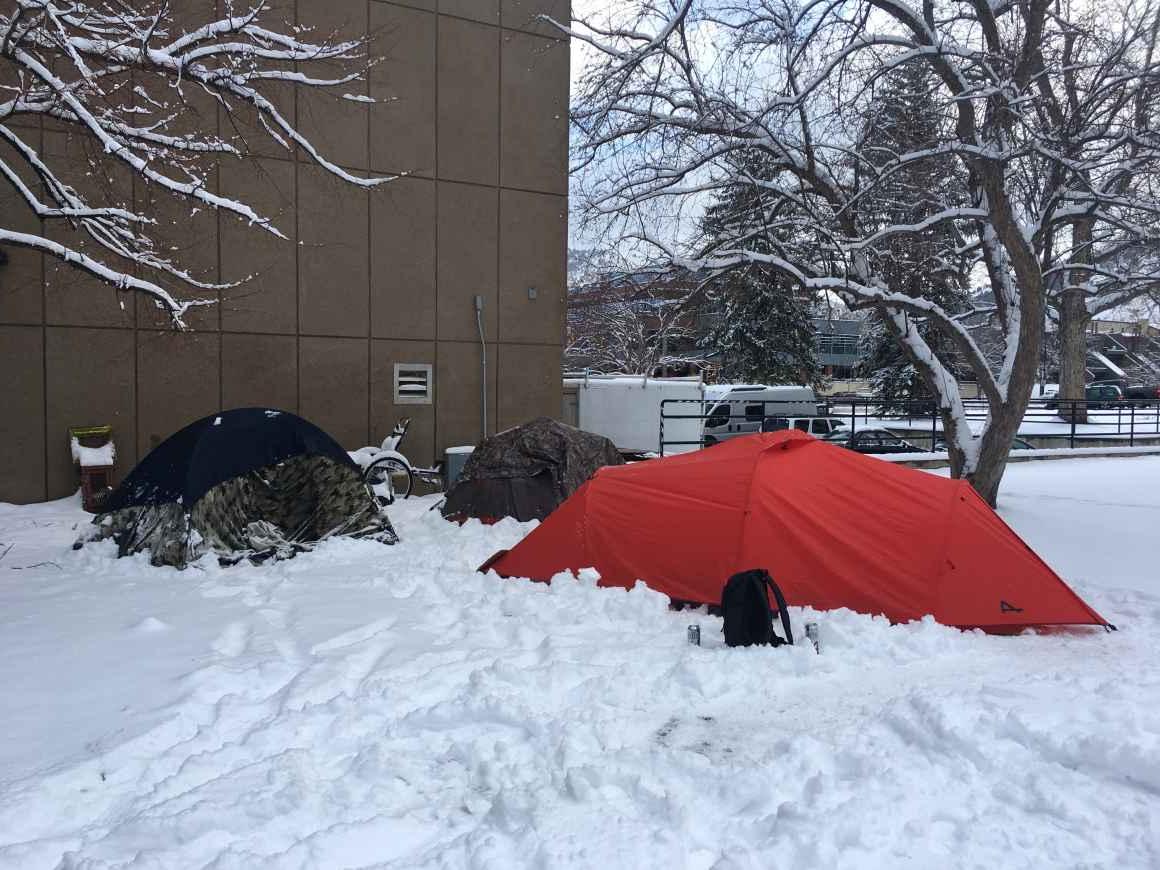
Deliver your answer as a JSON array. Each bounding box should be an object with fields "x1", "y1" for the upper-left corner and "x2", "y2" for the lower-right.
[
  {"x1": 805, "y1": 622, "x2": 820, "y2": 653},
  {"x1": 687, "y1": 624, "x2": 701, "y2": 646}
]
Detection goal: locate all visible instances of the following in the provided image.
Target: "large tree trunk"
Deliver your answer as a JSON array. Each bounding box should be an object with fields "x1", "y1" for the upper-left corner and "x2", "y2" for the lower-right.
[
  {"x1": 878, "y1": 298, "x2": 1041, "y2": 507},
  {"x1": 1057, "y1": 287, "x2": 1091, "y2": 423},
  {"x1": 1055, "y1": 219, "x2": 1094, "y2": 421},
  {"x1": 963, "y1": 304, "x2": 1045, "y2": 507},
  {"x1": 878, "y1": 307, "x2": 1029, "y2": 506},
  {"x1": 958, "y1": 182, "x2": 1049, "y2": 507},
  {"x1": 963, "y1": 404, "x2": 1027, "y2": 506}
]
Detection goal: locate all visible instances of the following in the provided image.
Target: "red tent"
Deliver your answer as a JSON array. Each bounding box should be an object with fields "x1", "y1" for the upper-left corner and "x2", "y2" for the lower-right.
[{"x1": 483, "y1": 430, "x2": 1108, "y2": 632}]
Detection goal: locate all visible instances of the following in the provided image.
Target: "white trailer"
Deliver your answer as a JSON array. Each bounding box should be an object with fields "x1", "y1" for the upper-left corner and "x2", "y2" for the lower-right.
[{"x1": 562, "y1": 374, "x2": 706, "y2": 454}]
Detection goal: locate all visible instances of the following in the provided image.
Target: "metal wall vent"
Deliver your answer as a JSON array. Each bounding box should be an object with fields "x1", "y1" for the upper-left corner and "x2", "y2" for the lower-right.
[{"x1": 394, "y1": 363, "x2": 433, "y2": 405}]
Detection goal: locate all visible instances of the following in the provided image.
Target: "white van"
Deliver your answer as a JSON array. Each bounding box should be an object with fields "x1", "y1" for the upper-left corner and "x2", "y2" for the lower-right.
[
  {"x1": 767, "y1": 416, "x2": 846, "y2": 438},
  {"x1": 701, "y1": 385, "x2": 824, "y2": 444}
]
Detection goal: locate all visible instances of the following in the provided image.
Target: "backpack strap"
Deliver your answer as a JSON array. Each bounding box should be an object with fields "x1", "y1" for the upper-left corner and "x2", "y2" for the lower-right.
[{"x1": 762, "y1": 574, "x2": 794, "y2": 646}]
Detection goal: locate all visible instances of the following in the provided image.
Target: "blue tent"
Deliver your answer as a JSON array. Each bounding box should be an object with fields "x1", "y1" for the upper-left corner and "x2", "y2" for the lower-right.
[
  {"x1": 104, "y1": 408, "x2": 356, "y2": 511},
  {"x1": 88, "y1": 408, "x2": 396, "y2": 567}
]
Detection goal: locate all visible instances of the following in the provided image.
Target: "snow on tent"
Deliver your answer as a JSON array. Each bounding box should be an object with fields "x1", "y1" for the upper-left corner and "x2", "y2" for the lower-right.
[
  {"x1": 483, "y1": 430, "x2": 1109, "y2": 632},
  {"x1": 442, "y1": 417, "x2": 623, "y2": 523},
  {"x1": 82, "y1": 408, "x2": 397, "y2": 568}
]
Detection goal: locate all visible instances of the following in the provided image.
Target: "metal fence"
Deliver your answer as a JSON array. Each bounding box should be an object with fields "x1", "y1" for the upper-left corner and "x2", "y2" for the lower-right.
[{"x1": 658, "y1": 397, "x2": 1160, "y2": 454}]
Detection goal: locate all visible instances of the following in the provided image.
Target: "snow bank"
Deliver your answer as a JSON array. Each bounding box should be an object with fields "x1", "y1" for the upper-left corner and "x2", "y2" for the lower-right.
[{"x1": 0, "y1": 459, "x2": 1158, "y2": 868}]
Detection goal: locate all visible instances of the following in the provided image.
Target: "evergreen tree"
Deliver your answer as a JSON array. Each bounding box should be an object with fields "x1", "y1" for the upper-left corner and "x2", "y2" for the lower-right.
[
  {"x1": 858, "y1": 316, "x2": 921, "y2": 401},
  {"x1": 699, "y1": 152, "x2": 822, "y2": 384},
  {"x1": 704, "y1": 268, "x2": 821, "y2": 384},
  {"x1": 854, "y1": 65, "x2": 970, "y2": 401}
]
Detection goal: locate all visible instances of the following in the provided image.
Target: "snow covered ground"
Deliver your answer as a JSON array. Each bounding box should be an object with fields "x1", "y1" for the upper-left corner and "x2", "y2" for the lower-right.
[{"x1": 1, "y1": 457, "x2": 1158, "y2": 869}]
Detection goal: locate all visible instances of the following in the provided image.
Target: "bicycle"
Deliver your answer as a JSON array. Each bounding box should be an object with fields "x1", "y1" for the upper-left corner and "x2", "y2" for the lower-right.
[{"x1": 359, "y1": 418, "x2": 445, "y2": 505}]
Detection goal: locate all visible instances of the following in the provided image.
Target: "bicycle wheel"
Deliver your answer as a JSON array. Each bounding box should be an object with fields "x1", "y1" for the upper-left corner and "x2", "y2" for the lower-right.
[{"x1": 364, "y1": 456, "x2": 414, "y2": 503}]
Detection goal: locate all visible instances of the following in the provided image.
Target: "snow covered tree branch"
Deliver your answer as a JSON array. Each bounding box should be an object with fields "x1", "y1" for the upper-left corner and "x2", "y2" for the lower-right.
[
  {"x1": 565, "y1": 0, "x2": 1160, "y2": 504},
  {"x1": 0, "y1": 0, "x2": 391, "y2": 325},
  {"x1": 1017, "y1": 3, "x2": 1160, "y2": 417}
]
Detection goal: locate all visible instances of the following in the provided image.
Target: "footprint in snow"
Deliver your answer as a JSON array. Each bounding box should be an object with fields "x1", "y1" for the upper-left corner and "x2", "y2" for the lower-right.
[
  {"x1": 211, "y1": 621, "x2": 251, "y2": 658},
  {"x1": 310, "y1": 617, "x2": 397, "y2": 655},
  {"x1": 130, "y1": 616, "x2": 172, "y2": 633},
  {"x1": 655, "y1": 716, "x2": 680, "y2": 745}
]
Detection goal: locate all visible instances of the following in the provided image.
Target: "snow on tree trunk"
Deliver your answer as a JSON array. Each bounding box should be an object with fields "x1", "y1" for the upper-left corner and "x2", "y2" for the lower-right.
[{"x1": 967, "y1": 282, "x2": 1046, "y2": 507}]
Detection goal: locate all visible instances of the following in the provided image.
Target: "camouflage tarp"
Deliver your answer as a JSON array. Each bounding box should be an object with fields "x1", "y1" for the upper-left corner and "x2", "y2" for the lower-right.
[
  {"x1": 85, "y1": 454, "x2": 397, "y2": 568},
  {"x1": 442, "y1": 417, "x2": 623, "y2": 522}
]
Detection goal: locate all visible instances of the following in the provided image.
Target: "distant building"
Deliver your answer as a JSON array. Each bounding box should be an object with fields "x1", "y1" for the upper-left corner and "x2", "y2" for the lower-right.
[
  {"x1": 1084, "y1": 332, "x2": 1160, "y2": 384},
  {"x1": 1088, "y1": 318, "x2": 1159, "y2": 337},
  {"x1": 565, "y1": 269, "x2": 710, "y2": 376},
  {"x1": 812, "y1": 318, "x2": 865, "y2": 379}
]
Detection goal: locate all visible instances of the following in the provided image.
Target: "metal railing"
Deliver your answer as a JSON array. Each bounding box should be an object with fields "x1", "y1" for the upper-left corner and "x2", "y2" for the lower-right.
[
  {"x1": 658, "y1": 396, "x2": 1160, "y2": 454},
  {"x1": 659, "y1": 398, "x2": 854, "y2": 453}
]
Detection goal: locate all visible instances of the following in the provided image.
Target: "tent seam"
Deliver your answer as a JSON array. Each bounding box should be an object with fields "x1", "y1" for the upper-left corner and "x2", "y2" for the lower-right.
[
  {"x1": 732, "y1": 433, "x2": 811, "y2": 596},
  {"x1": 929, "y1": 480, "x2": 967, "y2": 616}
]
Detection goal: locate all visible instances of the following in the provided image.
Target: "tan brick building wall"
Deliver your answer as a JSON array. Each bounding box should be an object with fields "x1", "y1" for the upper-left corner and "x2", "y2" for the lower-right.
[{"x1": 0, "y1": 0, "x2": 569, "y2": 504}]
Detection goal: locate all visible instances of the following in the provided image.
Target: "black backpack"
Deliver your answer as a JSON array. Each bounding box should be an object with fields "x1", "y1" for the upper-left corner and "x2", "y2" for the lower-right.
[{"x1": 721, "y1": 569, "x2": 794, "y2": 648}]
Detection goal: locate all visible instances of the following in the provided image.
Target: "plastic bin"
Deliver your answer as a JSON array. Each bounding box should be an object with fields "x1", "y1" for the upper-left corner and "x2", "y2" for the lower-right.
[{"x1": 444, "y1": 446, "x2": 475, "y2": 490}]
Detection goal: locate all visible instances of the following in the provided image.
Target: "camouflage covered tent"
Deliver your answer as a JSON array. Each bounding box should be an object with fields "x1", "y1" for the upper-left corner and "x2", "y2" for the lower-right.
[
  {"x1": 442, "y1": 417, "x2": 624, "y2": 522},
  {"x1": 81, "y1": 408, "x2": 397, "y2": 568}
]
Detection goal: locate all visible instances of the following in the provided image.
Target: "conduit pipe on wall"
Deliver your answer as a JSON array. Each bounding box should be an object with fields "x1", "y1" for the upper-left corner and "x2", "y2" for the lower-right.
[{"x1": 474, "y1": 294, "x2": 488, "y2": 438}]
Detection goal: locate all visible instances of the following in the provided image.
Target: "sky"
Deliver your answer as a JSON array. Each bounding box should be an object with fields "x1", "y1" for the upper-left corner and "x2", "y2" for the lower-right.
[
  {"x1": 563, "y1": 2, "x2": 720, "y2": 262},
  {"x1": 568, "y1": 0, "x2": 614, "y2": 90},
  {"x1": 566, "y1": 1, "x2": 641, "y2": 257}
]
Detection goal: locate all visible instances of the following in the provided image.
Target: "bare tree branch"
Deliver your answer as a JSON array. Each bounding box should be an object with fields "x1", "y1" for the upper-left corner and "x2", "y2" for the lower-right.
[
  {"x1": 0, "y1": 0, "x2": 391, "y2": 325},
  {"x1": 568, "y1": 0, "x2": 1160, "y2": 503}
]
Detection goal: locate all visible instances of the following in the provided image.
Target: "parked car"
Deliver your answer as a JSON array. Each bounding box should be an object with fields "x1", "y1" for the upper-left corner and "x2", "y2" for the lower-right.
[
  {"x1": 759, "y1": 416, "x2": 846, "y2": 437},
  {"x1": 1045, "y1": 384, "x2": 1124, "y2": 410},
  {"x1": 822, "y1": 427, "x2": 919, "y2": 454},
  {"x1": 1123, "y1": 384, "x2": 1160, "y2": 406},
  {"x1": 933, "y1": 437, "x2": 1035, "y2": 452}
]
